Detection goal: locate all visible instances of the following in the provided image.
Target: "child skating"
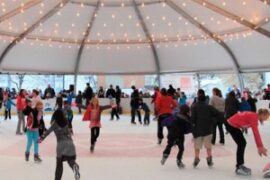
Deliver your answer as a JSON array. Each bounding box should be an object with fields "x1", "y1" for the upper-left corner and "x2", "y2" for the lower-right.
[
  {"x1": 39, "y1": 109, "x2": 80, "y2": 180},
  {"x1": 23, "y1": 100, "x2": 45, "y2": 163},
  {"x1": 63, "y1": 100, "x2": 74, "y2": 135},
  {"x1": 161, "y1": 105, "x2": 192, "y2": 169},
  {"x1": 225, "y1": 109, "x2": 269, "y2": 176},
  {"x1": 4, "y1": 94, "x2": 16, "y2": 120},
  {"x1": 82, "y1": 97, "x2": 111, "y2": 153}
]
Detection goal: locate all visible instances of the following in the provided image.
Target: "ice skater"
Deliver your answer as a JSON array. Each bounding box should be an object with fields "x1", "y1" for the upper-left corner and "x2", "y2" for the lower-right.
[
  {"x1": 161, "y1": 105, "x2": 192, "y2": 168},
  {"x1": 63, "y1": 100, "x2": 74, "y2": 135},
  {"x1": 3, "y1": 94, "x2": 16, "y2": 120},
  {"x1": 23, "y1": 100, "x2": 45, "y2": 163},
  {"x1": 39, "y1": 109, "x2": 80, "y2": 180},
  {"x1": 82, "y1": 97, "x2": 111, "y2": 152},
  {"x1": 138, "y1": 99, "x2": 150, "y2": 126},
  {"x1": 225, "y1": 109, "x2": 269, "y2": 176},
  {"x1": 191, "y1": 89, "x2": 220, "y2": 168}
]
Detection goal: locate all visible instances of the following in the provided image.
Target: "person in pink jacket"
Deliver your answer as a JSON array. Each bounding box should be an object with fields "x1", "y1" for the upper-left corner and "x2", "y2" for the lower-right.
[
  {"x1": 83, "y1": 97, "x2": 111, "y2": 153},
  {"x1": 226, "y1": 109, "x2": 269, "y2": 176}
]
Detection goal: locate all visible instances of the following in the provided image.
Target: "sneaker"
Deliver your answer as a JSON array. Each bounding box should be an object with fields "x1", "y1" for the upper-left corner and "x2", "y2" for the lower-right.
[
  {"x1": 193, "y1": 157, "x2": 200, "y2": 168},
  {"x1": 73, "y1": 163, "x2": 80, "y2": 180},
  {"x1": 207, "y1": 156, "x2": 214, "y2": 168},
  {"x1": 157, "y1": 139, "x2": 162, "y2": 145},
  {"x1": 161, "y1": 155, "x2": 168, "y2": 165},
  {"x1": 177, "y1": 160, "x2": 185, "y2": 169},
  {"x1": 25, "y1": 152, "x2": 30, "y2": 162},
  {"x1": 34, "y1": 154, "x2": 42, "y2": 163},
  {"x1": 235, "y1": 165, "x2": 252, "y2": 176}
]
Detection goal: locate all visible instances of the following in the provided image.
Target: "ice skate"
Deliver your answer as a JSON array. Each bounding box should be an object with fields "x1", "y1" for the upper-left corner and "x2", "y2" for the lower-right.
[
  {"x1": 73, "y1": 163, "x2": 80, "y2": 180},
  {"x1": 177, "y1": 160, "x2": 185, "y2": 169},
  {"x1": 25, "y1": 152, "x2": 29, "y2": 162},
  {"x1": 34, "y1": 154, "x2": 42, "y2": 163},
  {"x1": 90, "y1": 144, "x2": 95, "y2": 153},
  {"x1": 193, "y1": 157, "x2": 200, "y2": 168},
  {"x1": 157, "y1": 139, "x2": 162, "y2": 145},
  {"x1": 235, "y1": 165, "x2": 252, "y2": 176},
  {"x1": 161, "y1": 155, "x2": 168, "y2": 165},
  {"x1": 206, "y1": 156, "x2": 214, "y2": 168}
]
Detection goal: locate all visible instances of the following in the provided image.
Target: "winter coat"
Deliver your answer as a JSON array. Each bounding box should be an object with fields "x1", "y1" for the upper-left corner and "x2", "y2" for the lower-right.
[
  {"x1": 16, "y1": 95, "x2": 26, "y2": 111},
  {"x1": 23, "y1": 106, "x2": 46, "y2": 135},
  {"x1": 82, "y1": 105, "x2": 111, "y2": 128},
  {"x1": 240, "y1": 101, "x2": 251, "y2": 112},
  {"x1": 225, "y1": 96, "x2": 240, "y2": 119},
  {"x1": 4, "y1": 98, "x2": 16, "y2": 109},
  {"x1": 106, "y1": 88, "x2": 116, "y2": 98},
  {"x1": 156, "y1": 95, "x2": 177, "y2": 116},
  {"x1": 168, "y1": 114, "x2": 192, "y2": 139},
  {"x1": 228, "y1": 112, "x2": 263, "y2": 148},
  {"x1": 209, "y1": 95, "x2": 225, "y2": 113},
  {"x1": 247, "y1": 97, "x2": 257, "y2": 112},
  {"x1": 191, "y1": 101, "x2": 220, "y2": 138},
  {"x1": 41, "y1": 122, "x2": 76, "y2": 158}
]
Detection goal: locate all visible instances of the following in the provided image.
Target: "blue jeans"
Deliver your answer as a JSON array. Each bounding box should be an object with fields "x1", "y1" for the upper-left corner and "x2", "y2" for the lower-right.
[{"x1": 26, "y1": 130, "x2": 39, "y2": 155}]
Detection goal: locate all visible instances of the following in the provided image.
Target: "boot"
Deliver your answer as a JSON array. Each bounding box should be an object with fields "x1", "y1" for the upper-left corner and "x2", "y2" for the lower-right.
[
  {"x1": 25, "y1": 152, "x2": 30, "y2": 162},
  {"x1": 34, "y1": 154, "x2": 42, "y2": 163}
]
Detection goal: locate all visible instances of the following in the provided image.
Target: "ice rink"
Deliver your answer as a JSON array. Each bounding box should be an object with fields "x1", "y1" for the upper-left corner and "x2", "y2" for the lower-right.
[{"x1": 0, "y1": 114, "x2": 270, "y2": 180}]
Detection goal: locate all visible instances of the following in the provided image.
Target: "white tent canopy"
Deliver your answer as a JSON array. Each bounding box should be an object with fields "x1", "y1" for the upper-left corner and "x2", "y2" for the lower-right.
[{"x1": 0, "y1": 0, "x2": 269, "y2": 80}]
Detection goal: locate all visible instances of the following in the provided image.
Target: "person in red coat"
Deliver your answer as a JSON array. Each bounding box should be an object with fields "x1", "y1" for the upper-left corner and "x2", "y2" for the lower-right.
[
  {"x1": 226, "y1": 109, "x2": 269, "y2": 176},
  {"x1": 151, "y1": 87, "x2": 161, "y2": 120},
  {"x1": 83, "y1": 97, "x2": 111, "y2": 153},
  {"x1": 16, "y1": 89, "x2": 27, "y2": 135},
  {"x1": 156, "y1": 88, "x2": 177, "y2": 145}
]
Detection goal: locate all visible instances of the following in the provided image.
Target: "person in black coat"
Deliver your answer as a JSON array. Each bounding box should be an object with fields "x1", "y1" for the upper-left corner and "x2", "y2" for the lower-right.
[
  {"x1": 161, "y1": 105, "x2": 191, "y2": 169},
  {"x1": 106, "y1": 85, "x2": 116, "y2": 98},
  {"x1": 191, "y1": 89, "x2": 220, "y2": 168},
  {"x1": 247, "y1": 93, "x2": 257, "y2": 113},
  {"x1": 225, "y1": 91, "x2": 240, "y2": 119},
  {"x1": 97, "y1": 86, "x2": 105, "y2": 98},
  {"x1": 167, "y1": 84, "x2": 176, "y2": 98},
  {"x1": 84, "y1": 83, "x2": 93, "y2": 106},
  {"x1": 130, "y1": 86, "x2": 141, "y2": 124}
]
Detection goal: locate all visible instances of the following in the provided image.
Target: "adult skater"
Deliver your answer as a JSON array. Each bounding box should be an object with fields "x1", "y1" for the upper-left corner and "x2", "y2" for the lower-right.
[
  {"x1": 225, "y1": 109, "x2": 269, "y2": 176},
  {"x1": 156, "y1": 88, "x2": 177, "y2": 144},
  {"x1": 83, "y1": 97, "x2": 111, "y2": 152},
  {"x1": 39, "y1": 109, "x2": 80, "y2": 180},
  {"x1": 16, "y1": 89, "x2": 27, "y2": 135},
  {"x1": 161, "y1": 105, "x2": 192, "y2": 168},
  {"x1": 130, "y1": 86, "x2": 142, "y2": 124},
  {"x1": 209, "y1": 88, "x2": 225, "y2": 145},
  {"x1": 191, "y1": 89, "x2": 220, "y2": 168}
]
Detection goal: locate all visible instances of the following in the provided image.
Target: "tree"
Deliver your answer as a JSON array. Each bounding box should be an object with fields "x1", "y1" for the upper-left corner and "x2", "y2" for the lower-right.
[{"x1": 8, "y1": 74, "x2": 26, "y2": 91}]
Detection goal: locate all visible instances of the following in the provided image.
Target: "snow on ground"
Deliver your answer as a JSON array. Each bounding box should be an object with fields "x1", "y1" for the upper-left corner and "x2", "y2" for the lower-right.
[{"x1": 0, "y1": 114, "x2": 269, "y2": 180}]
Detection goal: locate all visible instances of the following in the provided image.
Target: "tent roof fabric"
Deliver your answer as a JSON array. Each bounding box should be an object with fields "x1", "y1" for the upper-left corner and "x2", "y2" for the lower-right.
[{"x1": 0, "y1": 0, "x2": 269, "y2": 75}]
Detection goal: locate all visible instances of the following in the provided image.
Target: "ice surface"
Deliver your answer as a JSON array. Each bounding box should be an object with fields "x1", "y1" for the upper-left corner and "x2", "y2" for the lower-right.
[{"x1": 0, "y1": 114, "x2": 269, "y2": 180}]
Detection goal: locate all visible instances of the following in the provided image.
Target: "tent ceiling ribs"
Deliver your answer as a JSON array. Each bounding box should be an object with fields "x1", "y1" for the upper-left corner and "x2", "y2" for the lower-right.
[
  {"x1": 191, "y1": 0, "x2": 270, "y2": 38},
  {"x1": 165, "y1": 0, "x2": 244, "y2": 89},
  {"x1": 132, "y1": 0, "x2": 161, "y2": 76},
  {"x1": 0, "y1": 0, "x2": 70, "y2": 68},
  {"x1": 70, "y1": 0, "x2": 165, "y2": 7},
  {"x1": 74, "y1": 0, "x2": 101, "y2": 75},
  {"x1": 0, "y1": 0, "x2": 43, "y2": 23}
]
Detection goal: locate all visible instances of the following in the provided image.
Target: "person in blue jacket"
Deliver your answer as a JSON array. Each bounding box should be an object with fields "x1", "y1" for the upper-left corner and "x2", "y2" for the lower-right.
[{"x1": 4, "y1": 94, "x2": 16, "y2": 120}]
